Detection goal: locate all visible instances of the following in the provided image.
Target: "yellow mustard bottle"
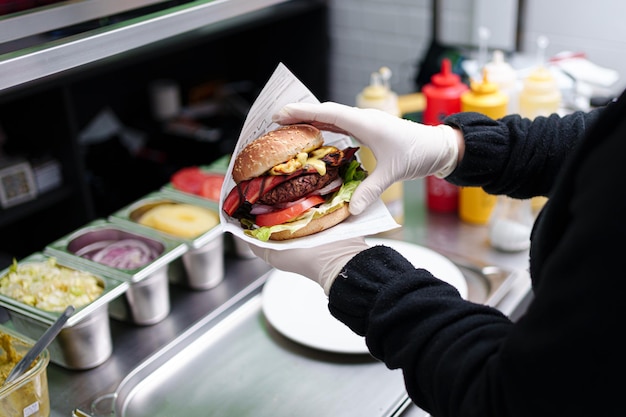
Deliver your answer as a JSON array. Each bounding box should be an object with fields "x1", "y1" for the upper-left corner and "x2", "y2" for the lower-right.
[{"x1": 458, "y1": 71, "x2": 507, "y2": 224}]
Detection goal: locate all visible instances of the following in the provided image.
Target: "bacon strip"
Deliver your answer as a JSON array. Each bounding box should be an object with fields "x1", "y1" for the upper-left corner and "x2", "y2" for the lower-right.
[
  {"x1": 223, "y1": 170, "x2": 308, "y2": 216},
  {"x1": 322, "y1": 147, "x2": 358, "y2": 166}
]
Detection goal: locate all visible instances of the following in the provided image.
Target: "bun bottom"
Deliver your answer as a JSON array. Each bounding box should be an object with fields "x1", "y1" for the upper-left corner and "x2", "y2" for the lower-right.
[{"x1": 269, "y1": 204, "x2": 351, "y2": 241}]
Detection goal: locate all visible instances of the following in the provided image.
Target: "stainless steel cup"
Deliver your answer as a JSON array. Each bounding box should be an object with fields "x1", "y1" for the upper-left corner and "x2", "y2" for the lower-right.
[
  {"x1": 108, "y1": 266, "x2": 170, "y2": 325},
  {"x1": 181, "y1": 234, "x2": 225, "y2": 290},
  {"x1": 9, "y1": 304, "x2": 112, "y2": 370}
]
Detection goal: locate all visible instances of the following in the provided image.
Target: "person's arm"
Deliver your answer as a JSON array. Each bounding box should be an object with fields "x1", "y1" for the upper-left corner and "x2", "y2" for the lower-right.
[
  {"x1": 328, "y1": 246, "x2": 513, "y2": 416},
  {"x1": 327, "y1": 95, "x2": 624, "y2": 416},
  {"x1": 445, "y1": 109, "x2": 604, "y2": 198}
]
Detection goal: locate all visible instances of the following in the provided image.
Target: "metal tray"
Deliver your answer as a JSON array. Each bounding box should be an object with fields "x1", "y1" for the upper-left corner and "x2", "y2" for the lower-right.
[
  {"x1": 0, "y1": 252, "x2": 127, "y2": 326},
  {"x1": 45, "y1": 218, "x2": 187, "y2": 284},
  {"x1": 74, "y1": 254, "x2": 526, "y2": 417},
  {"x1": 108, "y1": 191, "x2": 223, "y2": 250}
]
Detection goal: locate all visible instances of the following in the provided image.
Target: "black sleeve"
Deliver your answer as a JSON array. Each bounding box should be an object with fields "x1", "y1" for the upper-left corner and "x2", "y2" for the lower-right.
[
  {"x1": 443, "y1": 109, "x2": 604, "y2": 198},
  {"x1": 327, "y1": 93, "x2": 626, "y2": 416},
  {"x1": 329, "y1": 246, "x2": 513, "y2": 416}
]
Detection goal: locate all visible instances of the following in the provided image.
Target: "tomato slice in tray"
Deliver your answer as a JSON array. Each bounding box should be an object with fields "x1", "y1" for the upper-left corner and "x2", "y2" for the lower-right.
[
  {"x1": 199, "y1": 175, "x2": 225, "y2": 201},
  {"x1": 255, "y1": 195, "x2": 325, "y2": 227},
  {"x1": 171, "y1": 166, "x2": 224, "y2": 201},
  {"x1": 171, "y1": 167, "x2": 206, "y2": 194}
]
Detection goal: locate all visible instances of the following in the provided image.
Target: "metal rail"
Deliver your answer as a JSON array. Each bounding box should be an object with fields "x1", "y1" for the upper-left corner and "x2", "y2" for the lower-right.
[{"x1": 0, "y1": 0, "x2": 294, "y2": 93}]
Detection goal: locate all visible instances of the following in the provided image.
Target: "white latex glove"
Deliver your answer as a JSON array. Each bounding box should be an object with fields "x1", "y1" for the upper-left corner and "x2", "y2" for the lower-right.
[
  {"x1": 273, "y1": 102, "x2": 460, "y2": 215},
  {"x1": 249, "y1": 237, "x2": 370, "y2": 295}
]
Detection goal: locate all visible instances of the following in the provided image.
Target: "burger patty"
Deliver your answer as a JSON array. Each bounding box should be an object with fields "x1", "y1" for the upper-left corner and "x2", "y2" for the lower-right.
[{"x1": 259, "y1": 167, "x2": 339, "y2": 205}]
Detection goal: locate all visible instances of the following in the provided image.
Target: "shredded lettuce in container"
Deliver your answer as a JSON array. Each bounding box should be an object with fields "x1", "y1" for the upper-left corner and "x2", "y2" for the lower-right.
[{"x1": 0, "y1": 258, "x2": 104, "y2": 312}]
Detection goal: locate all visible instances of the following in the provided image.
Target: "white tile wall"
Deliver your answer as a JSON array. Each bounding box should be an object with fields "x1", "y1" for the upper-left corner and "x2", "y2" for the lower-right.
[
  {"x1": 326, "y1": 0, "x2": 626, "y2": 105},
  {"x1": 520, "y1": 0, "x2": 626, "y2": 94},
  {"x1": 326, "y1": 0, "x2": 434, "y2": 105}
]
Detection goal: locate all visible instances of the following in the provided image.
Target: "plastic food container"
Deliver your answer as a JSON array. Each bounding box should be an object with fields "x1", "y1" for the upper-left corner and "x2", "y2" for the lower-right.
[
  {"x1": 0, "y1": 253, "x2": 126, "y2": 369},
  {"x1": 0, "y1": 324, "x2": 50, "y2": 417},
  {"x1": 109, "y1": 192, "x2": 225, "y2": 290},
  {"x1": 44, "y1": 219, "x2": 187, "y2": 326}
]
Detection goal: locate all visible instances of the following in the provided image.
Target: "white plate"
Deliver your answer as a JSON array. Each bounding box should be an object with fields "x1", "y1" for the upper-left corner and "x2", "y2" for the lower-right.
[{"x1": 261, "y1": 238, "x2": 468, "y2": 354}]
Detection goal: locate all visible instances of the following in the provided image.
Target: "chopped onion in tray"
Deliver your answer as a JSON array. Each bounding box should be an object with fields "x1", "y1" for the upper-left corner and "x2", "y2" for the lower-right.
[{"x1": 82, "y1": 239, "x2": 160, "y2": 270}]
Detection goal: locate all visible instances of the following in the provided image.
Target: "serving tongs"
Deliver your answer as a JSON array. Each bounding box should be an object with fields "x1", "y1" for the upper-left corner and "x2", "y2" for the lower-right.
[{"x1": 3, "y1": 305, "x2": 74, "y2": 385}]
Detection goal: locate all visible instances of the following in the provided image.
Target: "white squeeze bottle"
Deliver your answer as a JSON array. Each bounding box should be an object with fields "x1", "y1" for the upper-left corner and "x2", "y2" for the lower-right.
[
  {"x1": 489, "y1": 37, "x2": 561, "y2": 251},
  {"x1": 521, "y1": 35, "x2": 561, "y2": 213},
  {"x1": 484, "y1": 50, "x2": 519, "y2": 115},
  {"x1": 484, "y1": 50, "x2": 532, "y2": 251},
  {"x1": 356, "y1": 67, "x2": 404, "y2": 223},
  {"x1": 356, "y1": 67, "x2": 400, "y2": 116}
]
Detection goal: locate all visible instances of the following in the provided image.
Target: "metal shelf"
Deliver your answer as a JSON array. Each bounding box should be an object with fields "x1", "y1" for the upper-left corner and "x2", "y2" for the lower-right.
[
  {"x1": 0, "y1": 0, "x2": 297, "y2": 93},
  {"x1": 0, "y1": 0, "x2": 182, "y2": 44}
]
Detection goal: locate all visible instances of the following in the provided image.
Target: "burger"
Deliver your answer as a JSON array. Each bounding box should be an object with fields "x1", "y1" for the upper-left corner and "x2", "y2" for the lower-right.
[{"x1": 222, "y1": 124, "x2": 366, "y2": 241}]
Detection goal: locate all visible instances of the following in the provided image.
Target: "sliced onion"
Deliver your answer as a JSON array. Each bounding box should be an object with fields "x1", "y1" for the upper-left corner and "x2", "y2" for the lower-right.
[
  {"x1": 314, "y1": 177, "x2": 343, "y2": 196},
  {"x1": 250, "y1": 204, "x2": 275, "y2": 215},
  {"x1": 273, "y1": 197, "x2": 309, "y2": 210},
  {"x1": 250, "y1": 179, "x2": 341, "y2": 216},
  {"x1": 90, "y1": 239, "x2": 159, "y2": 269},
  {"x1": 75, "y1": 240, "x2": 115, "y2": 257}
]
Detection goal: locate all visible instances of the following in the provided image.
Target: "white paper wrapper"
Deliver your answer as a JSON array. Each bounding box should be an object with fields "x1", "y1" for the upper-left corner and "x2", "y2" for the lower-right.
[{"x1": 218, "y1": 63, "x2": 400, "y2": 250}]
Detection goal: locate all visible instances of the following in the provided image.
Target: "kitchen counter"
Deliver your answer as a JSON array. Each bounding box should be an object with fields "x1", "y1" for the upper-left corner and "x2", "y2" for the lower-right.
[{"x1": 19, "y1": 179, "x2": 532, "y2": 417}]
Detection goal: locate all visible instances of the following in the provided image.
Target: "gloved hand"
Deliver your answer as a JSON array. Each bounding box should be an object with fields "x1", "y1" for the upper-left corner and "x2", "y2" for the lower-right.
[
  {"x1": 249, "y1": 237, "x2": 370, "y2": 295},
  {"x1": 273, "y1": 102, "x2": 461, "y2": 215}
]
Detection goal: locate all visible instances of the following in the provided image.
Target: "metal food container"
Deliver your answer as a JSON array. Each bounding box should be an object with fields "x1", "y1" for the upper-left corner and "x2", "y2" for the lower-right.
[
  {"x1": 226, "y1": 232, "x2": 257, "y2": 259},
  {"x1": 160, "y1": 156, "x2": 229, "y2": 201},
  {"x1": 44, "y1": 219, "x2": 187, "y2": 326},
  {"x1": 109, "y1": 191, "x2": 225, "y2": 291},
  {"x1": 162, "y1": 158, "x2": 253, "y2": 260},
  {"x1": 0, "y1": 323, "x2": 50, "y2": 417},
  {"x1": 0, "y1": 253, "x2": 127, "y2": 370},
  {"x1": 160, "y1": 166, "x2": 225, "y2": 204}
]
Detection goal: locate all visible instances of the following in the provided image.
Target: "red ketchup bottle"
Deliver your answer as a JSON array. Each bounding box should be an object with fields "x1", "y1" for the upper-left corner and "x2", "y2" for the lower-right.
[{"x1": 422, "y1": 58, "x2": 469, "y2": 213}]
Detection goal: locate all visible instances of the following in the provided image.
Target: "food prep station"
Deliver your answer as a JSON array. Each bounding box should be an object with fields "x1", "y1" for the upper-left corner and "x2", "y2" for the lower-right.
[
  {"x1": 0, "y1": 179, "x2": 531, "y2": 417},
  {"x1": 0, "y1": 2, "x2": 533, "y2": 416}
]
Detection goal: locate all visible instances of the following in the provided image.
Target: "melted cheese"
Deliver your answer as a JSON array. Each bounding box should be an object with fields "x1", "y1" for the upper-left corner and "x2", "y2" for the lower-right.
[{"x1": 269, "y1": 146, "x2": 338, "y2": 176}]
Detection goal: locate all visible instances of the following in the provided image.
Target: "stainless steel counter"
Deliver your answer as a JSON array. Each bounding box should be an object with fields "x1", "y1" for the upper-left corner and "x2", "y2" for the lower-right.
[{"x1": 31, "y1": 179, "x2": 531, "y2": 416}]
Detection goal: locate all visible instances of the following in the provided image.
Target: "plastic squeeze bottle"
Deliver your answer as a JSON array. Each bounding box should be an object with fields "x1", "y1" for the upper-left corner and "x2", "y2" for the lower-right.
[
  {"x1": 484, "y1": 50, "x2": 519, "y2": 115},
  {"x1": 520, "y1": 36, "x2": 562, "y2": 214},
  {"x1": 519, "y1": 36, "x2": 561, "y2": 120},
  {"x1": 356, "y1": 67, "x2": 404, "y2": 223},
  {"x1": 519, "y1": 66, "x2": 561, "y2": 120},
  {"x1": 459, "y1": 70, "x2": 507, "y2": 224},
  {"x1": 422, "y1": 58, "x2": 469, "y2": 213}
]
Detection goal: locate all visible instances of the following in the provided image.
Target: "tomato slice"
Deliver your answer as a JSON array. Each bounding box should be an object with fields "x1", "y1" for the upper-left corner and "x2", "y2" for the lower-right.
[
  {"x1": 255, "y1": 195, "x2": 325, "y2": 227},
  {"x1": 171, "y1": 167, "x2": 207, "y2": 195},
  {"x1": 172, "y1": 167, "x2": 225, "y2": 201},
  {"x1": 199, "y1": 174, "x2": 225, "y2": 201}
]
